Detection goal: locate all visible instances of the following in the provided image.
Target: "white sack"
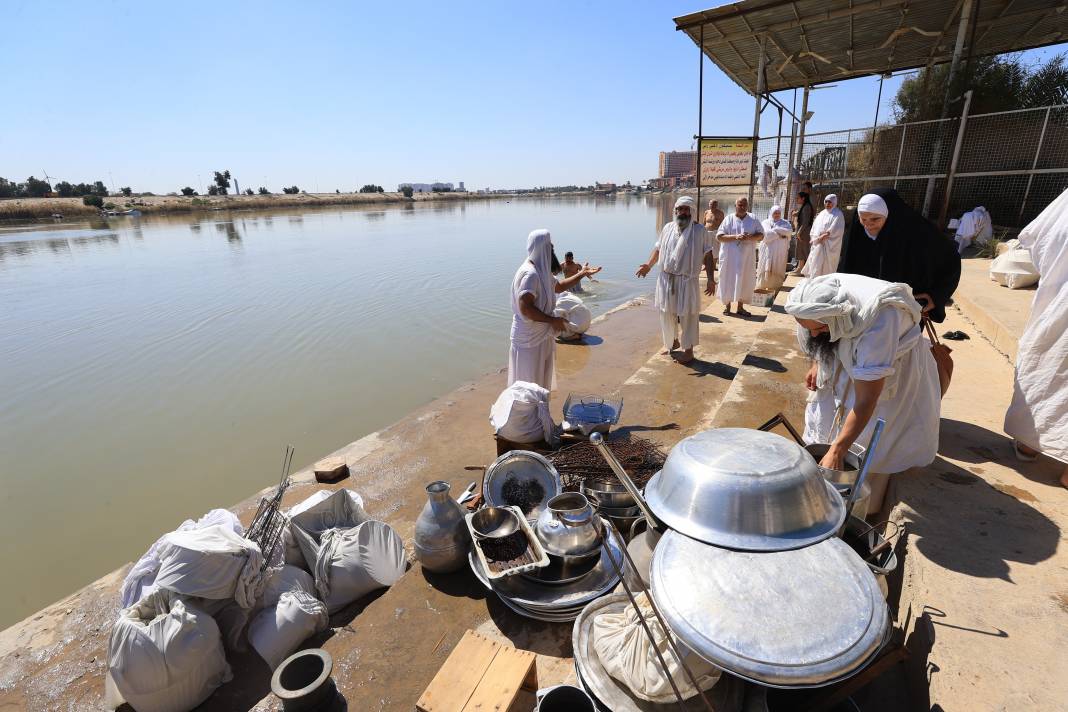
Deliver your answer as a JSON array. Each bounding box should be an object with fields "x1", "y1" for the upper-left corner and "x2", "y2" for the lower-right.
[
  {"x1": 153, "y1": 525, "x2": 265, "y2": 609},
  {"x1": 309, "y1": 520, "x2": 407, "y2": 613},
  {"x1": 248, "y1": 591, "x2": 328, "y2": 669},
  {"x1": 489, "y1": 381, "x2": 555, "y2": 444},
  {"x1": 260, "y1": 564, "x2": 317, "y2": 607},
  {"x1": 592, "y1": 594, "x2": 721, "y2": 703},
  {"x1": 554, "y1": 291, "x2": 592, "y2": 338},
  {"x1": 283, "y1": 489, "x2": 368, "y2": 567},
  {"x1": 990, "y1": 246, "x2": 1040, "y2": 289},
  {"x1": 107, "y1": 590, "x2": 231, "y2": 712},
  {"x1": 122, "y1": 509, "x2": 243, "y2": 608}
]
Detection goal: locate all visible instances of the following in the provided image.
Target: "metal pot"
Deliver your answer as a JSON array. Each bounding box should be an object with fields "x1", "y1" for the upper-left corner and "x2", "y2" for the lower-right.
[
  {"x1": 271, "y1": 648, "x2": 343, "y2": 711},
  {"x1": 536, "y1": 684, "x2": 596, "y2": 711},
  {"x1": 581, "y1": 479, "x2": 635, "y2": 510},
  {"x1": 534, "y1": 492, "x2": 602, "y2": 559},
  {"x1": 805, "y1": 443, "x2": 871, "y2": 519}
]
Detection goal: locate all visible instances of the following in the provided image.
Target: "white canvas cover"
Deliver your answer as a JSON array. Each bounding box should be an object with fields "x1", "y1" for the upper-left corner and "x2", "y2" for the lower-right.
[
  {"x1": 592, "y1": 594, "x2": 721, "y2": 703},
  {"x1": 554, "y1": 291, "x2": 592, "y2": 338},
  {"x1": 303, "y1": 520, "x2": 407, "y2": 612},
  {"x1": 283, "y1": 489, "x2": 368, "y2": 567},
  {"x1": 489, "y1": 381, "x2": 555, "y2": 444},
  {"x1": 990, "y1": 243, "x2": 1040, "y2": 289},
  {"x1": 248, "y1": 565, "x2": 328, "y2": 669},
  {"x1": 153, "y1": 525, "x2": 265, "y2": 609},
  {"x1": 121, "y1": 509, "x2": 243, "y2": 608},
  {"x1": 107, "y1": 590, "x2": 231, "y2": 712}
]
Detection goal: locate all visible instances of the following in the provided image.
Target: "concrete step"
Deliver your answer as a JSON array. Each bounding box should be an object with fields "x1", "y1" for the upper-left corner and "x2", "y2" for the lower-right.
[{"x1": 951, "y1": 258, "x2": 1035, "y2": 361}]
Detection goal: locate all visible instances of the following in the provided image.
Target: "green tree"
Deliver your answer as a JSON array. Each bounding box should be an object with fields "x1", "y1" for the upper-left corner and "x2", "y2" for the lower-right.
[
  {"x1": 92, "y1": 181, "x2": 108, "y2": 196},
  {"x1": 0, "y1": 178, "x2": 20, "y2": 198},
  {"x1": 400, "y1": 185, "x2": 414, "y2": 198},
  {"x1": 212, "y1": 170, "x2": 231, "y2": 195},
  {"x1": 83, "y1": 194, "x2": 104, "y2": 208},
  {"x1": 359, "y1": 184, "x2": 383, "y2": 193},
  {"x1": 282, "y1": 185, "x2": 300, "y2": 194},
  {"x1": 55, "y1": 181, "x2": 75, "y2": 197},
  {"x1": 258, "y1": 187, "x2": 270, "y2": 195},
  {"x1": 244, "y1": 188, "x2": 254, "y2": 195},
  {"x1": 207, "y1": 185, "x2": 221, "y2": 196},
  {"x1": 120, "y1": 187, "x2": 132, "y2": 197},
  {"x1": 24, "y1": 176, "x2": 52, "y2": 198},
  {"x1": 181, "y1": 186, "x2": 197, "y2": 196}
]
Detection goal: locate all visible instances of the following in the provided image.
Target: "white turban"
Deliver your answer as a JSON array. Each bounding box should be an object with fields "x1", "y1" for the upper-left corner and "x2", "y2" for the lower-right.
[
  {"x1": 674, "y1": 196, "x2": 695, "y2": 210},
  {"x1": 857, "y1": 193, "x2": 888, "y2": 216},
  {"x1": 824, "y1": 194, "x2": 838, "y2": 209},
  {"x1": 768, "y1": 204, "x2": 782, "y2": 220}
]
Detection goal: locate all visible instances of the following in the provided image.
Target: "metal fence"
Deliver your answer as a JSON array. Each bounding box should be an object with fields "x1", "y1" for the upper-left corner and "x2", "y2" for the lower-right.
[{"x1": 746, "y1": 103, "x2": 1068, "y2": 231}]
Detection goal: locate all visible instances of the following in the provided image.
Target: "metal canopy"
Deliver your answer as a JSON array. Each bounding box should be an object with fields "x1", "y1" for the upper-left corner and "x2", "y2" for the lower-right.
[{"x1": 676, "y1": 0, "x2": 1068, "y2": 95}]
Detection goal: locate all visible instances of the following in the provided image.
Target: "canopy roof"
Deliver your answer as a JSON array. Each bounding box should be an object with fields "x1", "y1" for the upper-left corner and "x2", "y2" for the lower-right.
[{"x1": 675, "y1": 0, "x2": 1068, "y2": 95}]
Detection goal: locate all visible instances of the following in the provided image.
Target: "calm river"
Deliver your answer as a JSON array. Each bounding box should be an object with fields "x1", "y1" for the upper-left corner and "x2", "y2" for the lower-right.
[{"x1": 0, "y1": 194, "x2": 676, "y2": 627}]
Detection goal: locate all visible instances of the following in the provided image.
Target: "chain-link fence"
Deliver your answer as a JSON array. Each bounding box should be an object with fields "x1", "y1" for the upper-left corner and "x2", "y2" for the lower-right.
[{"x1": 745, "y1": 104, "x2": 1068, "y2": 231}]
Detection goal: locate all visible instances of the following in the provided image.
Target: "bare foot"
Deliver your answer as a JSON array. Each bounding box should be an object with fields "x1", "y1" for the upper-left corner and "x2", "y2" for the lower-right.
[
  {"x1": 722, "y1": 307, "x2": 731, "y2": 316},
  {"x1": 675, "y1": 348, "x2": 695, "y2": 365},
  {"x1": 1060, "y1": 463, "x2": 1068, "y2": 490},
  {"x1": 737, "y1": 307, "x2": 752, "y2": 317},
  {"x1": 672, "y1": 339, "x2": 680, "y2": 350}
]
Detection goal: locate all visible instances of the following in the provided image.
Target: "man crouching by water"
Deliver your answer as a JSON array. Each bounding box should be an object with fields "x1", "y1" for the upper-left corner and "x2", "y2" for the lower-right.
[
  {"x1": 509, "y1": 230, "x2": 601, "y2": 390},
  {"x1": 636, "y1": 196, "x2": 716, "y2": 365}
]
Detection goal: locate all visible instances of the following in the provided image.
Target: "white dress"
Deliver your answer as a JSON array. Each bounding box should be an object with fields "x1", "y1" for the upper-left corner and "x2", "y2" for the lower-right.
[
  {"x1": 804, "y1": 304, "x2": 941, "y2": 474},
  {"x1": 802, "y1": 208, "x2": 845, "y2": 277},
  {"x1": 653, "y1": 221, "x2": 714, "y2": 317},
  {"x1": 508, "y1": 264, "x2": 556, "y2": 390},
  {"x1": 1004, "y1": 189, "x2": 1068, "y2": 462},
  {"x1": 716, "y1": 213, "x2": 762, "y2": 303},
  {"x1": 758, "y1": 218, "x2": 791, "y2": 290}
]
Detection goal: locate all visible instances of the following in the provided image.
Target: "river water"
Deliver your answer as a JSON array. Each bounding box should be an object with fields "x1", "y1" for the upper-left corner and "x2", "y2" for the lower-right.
[{"x1": 0, "y1": 194, "x2": 676, "y2": 628}]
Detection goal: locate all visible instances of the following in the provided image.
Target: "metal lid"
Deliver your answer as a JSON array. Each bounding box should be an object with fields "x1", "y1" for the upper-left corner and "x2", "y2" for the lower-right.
[
  {"x1": 650, "y1": 529, "x2": 889, "y2": 688},
  {"x1": 644, "y1": 428, "x2": 846, "y2": 551}
]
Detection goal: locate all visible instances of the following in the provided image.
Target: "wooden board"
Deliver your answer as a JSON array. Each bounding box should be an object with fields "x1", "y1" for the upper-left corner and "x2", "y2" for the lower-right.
[{"x1": 417, "y1": 630, "x2": 537, "y2": 712}]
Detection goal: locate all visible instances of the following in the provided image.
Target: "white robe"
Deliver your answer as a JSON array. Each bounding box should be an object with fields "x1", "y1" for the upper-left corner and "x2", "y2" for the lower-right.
[
  {"x1": 802, "y1": 208, "x2": 845, "y2": 278},
  {"x1": 716, "y1": 212, "x2": 762, "y2": 303},
  {"x1": 509, "y1": 263, "x2": 556, "y2": 390},
  {"x1": 803, "y1": 276, "x2": 941, "y2": 474},
  {"x1": 758, "y1": 217, "x2": 792, "y2": 290},
  {"x1": 1004, "y1": 189, "x2": 1068, "y2": 462},
  {"x1": 653, "y1": 221, "x2": 714, "y2": 317}
]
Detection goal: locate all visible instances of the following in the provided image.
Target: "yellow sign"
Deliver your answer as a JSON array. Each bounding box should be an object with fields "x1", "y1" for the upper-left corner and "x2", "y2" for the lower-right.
[{"x1": 699, "y1": 138, "x2": 755, "y2": 187}]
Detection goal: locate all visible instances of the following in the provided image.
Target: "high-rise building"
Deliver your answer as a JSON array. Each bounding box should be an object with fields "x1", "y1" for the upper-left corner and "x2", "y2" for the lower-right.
[{"x1": 658, "y1": 151, "x2": 697, "y2": 179}]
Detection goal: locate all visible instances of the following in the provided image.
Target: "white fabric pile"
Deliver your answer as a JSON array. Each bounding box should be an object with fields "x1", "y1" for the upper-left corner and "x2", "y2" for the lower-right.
[
  {"x1": 592, "y1": 594, "x2": 721, "y2": 703},
  {"x1": 990, "y1": 238, "x2": 1040, "y2": 289},
  {"x1": 489, "y1": 380, "x2": 556, "y2": 444},
  {"x1": 554, "y1": 291, "x2": 592, "y2": 340},
  {"x1": 247, "y1": 565, "x2": 328, "y2": 669},
  {"x1": 954, "y1": 206, "x2": 993, "y2": 254}
]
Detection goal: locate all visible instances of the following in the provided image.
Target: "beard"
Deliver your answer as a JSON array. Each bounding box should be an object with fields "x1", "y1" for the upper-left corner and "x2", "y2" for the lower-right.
[
  {"x1": 804, "y1": 331, "x2": 836, "y2": 365},
  {"x1": 675, "y1": 215, "x2": 691, "y2": 230},
  {"x1": 550, "y1": 248, "x2": 562, "y2": 275}
]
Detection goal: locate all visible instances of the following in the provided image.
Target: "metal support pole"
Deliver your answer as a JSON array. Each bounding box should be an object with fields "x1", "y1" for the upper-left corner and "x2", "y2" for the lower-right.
[
  {"x1": 749, "y1": 35, "x2": 767, "y2": 208},
  {"x1": 796, "y1": 85, "x2": 811, "y2": 195},
  {"x1": 696, "y1": 23, "x2": 704, "y2": 211},
  {"x1": 844, "y1": 129, "x2": 853, "y2": 181},
  {"x1": 1019, "y1": 106, "x2": 1052, "y2": 222},
  {"x1": 785, "y1": 119, "x2": 798, "y2": 216},
  {"x1": 893, "y1": 125, "x2": 907, "y2": 189},
  {"x1": 939, "y1": 89, "x2": 974, "y2": 228},
  {"x1": 924, "y1": 0, "x2": 974, "y2": 216},
  {"x1": 869, "y1": 74, "x2": 885, "y2": 174}
]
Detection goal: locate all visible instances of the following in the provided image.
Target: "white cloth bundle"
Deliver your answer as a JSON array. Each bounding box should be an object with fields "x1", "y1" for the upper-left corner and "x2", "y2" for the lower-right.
[
  {"x1": 107, "y1": 590, "x2": 231, "y2": 712},
  {"x1": 306, "y1": 520, "x2": 407, "y2": 612},
  {"x1": 592, "y1": 594, "x2": 721, "y2": 703},
  {"x1": 153, "y1": 525, "x2": 265, "y2": 609},
  {"x1": 990, "y1": 244, "x2": 1040, "y2": 289},
  {"x1": 554, "y1": 291, "x2": 592, "y2": 338},
  {"x1": 121, "y1": 508, "x2": 243, "y2": 608},
  {"x1": 248, "y1": 565, "x2": 328, "y2": 669},
  {"x1": 489, "y1": 381, "x2": 555, "y2": 444},
  {"x1": 283, "y1": 489, "x2": 368, "y2": 567}
]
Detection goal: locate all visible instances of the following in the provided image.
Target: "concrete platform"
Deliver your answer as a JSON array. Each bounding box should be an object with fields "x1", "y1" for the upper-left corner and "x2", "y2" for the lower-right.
[{"x1": 951, "y1": 257, "x2": 1036, "y2": 361}]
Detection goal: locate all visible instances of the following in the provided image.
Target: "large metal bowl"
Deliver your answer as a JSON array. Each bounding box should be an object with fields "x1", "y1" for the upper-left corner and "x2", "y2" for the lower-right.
[{"x1": 644, "y1": 428, "x2": 845, "y2": 551}]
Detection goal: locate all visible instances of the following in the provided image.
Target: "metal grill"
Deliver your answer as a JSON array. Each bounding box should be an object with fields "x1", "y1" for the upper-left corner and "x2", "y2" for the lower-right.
[{"x1": 743, "y1": 103, "x2": 1068, "y2": 230}]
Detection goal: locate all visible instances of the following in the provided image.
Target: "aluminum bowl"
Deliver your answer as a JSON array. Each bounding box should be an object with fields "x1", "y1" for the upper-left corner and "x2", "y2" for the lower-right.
[
  {"x1": 470, "y1": 506, "x2": 520, "y2": 540},
  {"x1": 644, "y1": 428, "x2": 846, "y2": 551},
  {"x1": 581, "y1": 479, "x2": 635, "y2": 509}
]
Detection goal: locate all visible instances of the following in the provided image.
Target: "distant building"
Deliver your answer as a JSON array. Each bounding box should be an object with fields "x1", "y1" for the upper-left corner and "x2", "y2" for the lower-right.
[
  {"x1": 457, "y1": 181, "x2": 465, "y2": 192},
  {"x1": 658, "y1": 150, "x2": 697, "y2": 179},
  {"x1": 596, "y1": 182, "x2": 617, "y2": 191},
  {"x1": 398, "y1": 182, "x2": 454, "y2": 193}
]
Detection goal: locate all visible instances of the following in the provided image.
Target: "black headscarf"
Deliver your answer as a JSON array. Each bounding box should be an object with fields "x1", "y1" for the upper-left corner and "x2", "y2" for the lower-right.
[{"x1": 838, "y1": 187, "x2": 961, "y2": 322}]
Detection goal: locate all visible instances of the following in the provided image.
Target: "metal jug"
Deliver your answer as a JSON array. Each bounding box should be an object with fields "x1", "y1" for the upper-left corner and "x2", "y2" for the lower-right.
[
  {"x1": 413, "y1": 481, "x2": 469, "y2": 573},
  {"x1": 534, "y1": 492, "x2": 601, "y2": 558}
]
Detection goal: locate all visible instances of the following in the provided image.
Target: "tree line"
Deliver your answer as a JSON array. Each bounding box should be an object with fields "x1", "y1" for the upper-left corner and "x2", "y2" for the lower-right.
[{"x1": 0, "y1": 176, "x2": 114, "y2": 199}]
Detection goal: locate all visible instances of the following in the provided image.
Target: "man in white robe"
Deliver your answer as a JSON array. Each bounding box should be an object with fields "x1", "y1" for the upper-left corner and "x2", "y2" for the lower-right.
[
  {"x1": 716, "y1": 196, "x2": 763, "y2": 317},
  {"x1": 1004, "y1": 189, "x2": 1068, "y2": 487},
  {"x1": 636, "y1": 196, "x2": 715, "y2": 365},
  {"x1": 510, "y1": 229, "x2": 600, "y2": 389},
  {"x1": 801, "y1": 194, "x2": 846, "y2": 278},
  {"x1": 786, "y1": 273, "x2": 942, "y2": 516},
  {"x1": 758, "y1": 205, "x2": 792, "y2": 291}
]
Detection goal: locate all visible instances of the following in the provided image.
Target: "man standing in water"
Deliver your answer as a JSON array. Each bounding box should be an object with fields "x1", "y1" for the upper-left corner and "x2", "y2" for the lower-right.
[
  {"x1": 561, "y1": 252, "x2": 588, "y2": 293},
  {"x1": 636, "y1": 196, "x2": 715, "y2": 365},
  {"x1": 510, "y1": 230, "x2": 601, "y2": 389}
]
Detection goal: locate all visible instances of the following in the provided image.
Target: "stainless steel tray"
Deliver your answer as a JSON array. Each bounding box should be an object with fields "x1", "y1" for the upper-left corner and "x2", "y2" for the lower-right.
[
  {"x1": 650, "y1": 529, "x2": 890, "y2": 688},
  {"x1": 572, "y1": 594, "x2": 744, "y2": 712},
  {"x1": 483, "y1": 450, "x2": 561, "y2": 520},
  {"x1": 465, "y1": 506, "x2": 549, "y2": 581}
]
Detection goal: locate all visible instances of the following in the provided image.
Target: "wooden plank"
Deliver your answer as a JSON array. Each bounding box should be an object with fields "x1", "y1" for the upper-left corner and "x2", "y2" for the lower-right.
[
  {"x1": 416, "y1": 631, "x2": 503, "y2": 712},
  {"x1": 462, "y1": 645, "x2": 537, "y2": 712}
]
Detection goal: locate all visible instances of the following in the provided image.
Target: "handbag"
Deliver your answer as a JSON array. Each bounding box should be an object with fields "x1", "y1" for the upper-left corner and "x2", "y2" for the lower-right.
[{"x1": 922, "y1": 317, "x2": 953, "y2": 397}]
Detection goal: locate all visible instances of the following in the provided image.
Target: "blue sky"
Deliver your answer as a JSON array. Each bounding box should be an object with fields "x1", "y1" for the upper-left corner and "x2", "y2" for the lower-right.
[{"x1": 2, "y1": 1, "x2": 1062, "y2": 193}]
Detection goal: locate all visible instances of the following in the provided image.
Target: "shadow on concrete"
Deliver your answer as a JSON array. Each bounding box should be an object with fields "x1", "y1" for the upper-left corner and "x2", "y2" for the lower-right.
[
  {"x1": 741, "y1": 354, "x2": 788, "y2": 373},
  {"x1": 892, "y1": 457, "x2": 1059, "y2": 581},
  {"x1": 938, "y1": 418, "x2": 1063, "y2": 489},
  {"x1": 699, "y1": 314, "x2": 722, "y2": 323},
  {"x1": 485, "y1": 596, "x2": 575, "y2": 658},
  {"x1": 614, "y1": 423, "x2": 681, "y2": 436},
  {"x1": 420, "y1": 567, "x2": 489, "y2": 601},
  {"x1": 558, "y1": 334, "x2": 604, "y2": 346},
  {"x1": 771, "y1": 304, "x2": 789, "y2": 315},
  {"x1": 681, "y1": 359, "x2": 739, "y2": 380}
]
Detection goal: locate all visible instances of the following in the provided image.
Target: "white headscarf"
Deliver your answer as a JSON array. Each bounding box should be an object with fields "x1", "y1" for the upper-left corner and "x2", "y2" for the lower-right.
[
  {"x1": 768, "y1": 205, "x2": 782, "y2": 220},
  {"x1": 824, "y1": 194, "x2": 839, "y2": 210},
  {"x1": 675, "y1": 196, "x2": 695, "y2": 211},
  {"x1": 857, "y1": 193, "x2": 888, "y2": 216},
  {"x1": 523, "y1": 229, "x2": 556, "y2": 314}
]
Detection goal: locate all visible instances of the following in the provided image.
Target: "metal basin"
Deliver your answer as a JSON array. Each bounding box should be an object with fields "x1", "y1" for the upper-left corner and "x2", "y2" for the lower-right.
[
  {"x1": 581, "y1": 479, "x2": 635, "y2": 509},
  {"x1": 806, "y1": 443, "x2": 871, "y2": 519},
  {"x1": 644, "y1": 428, "x2": 846, "y2": 551},
  {"x1": 470, "y1": 506, "x2": 520, "y2": 540}
]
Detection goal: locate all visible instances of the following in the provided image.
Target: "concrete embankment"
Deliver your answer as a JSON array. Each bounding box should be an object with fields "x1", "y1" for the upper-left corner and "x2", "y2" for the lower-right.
[{"x1": 2, "y1": 262, "x2": 1066, "y2": 711}]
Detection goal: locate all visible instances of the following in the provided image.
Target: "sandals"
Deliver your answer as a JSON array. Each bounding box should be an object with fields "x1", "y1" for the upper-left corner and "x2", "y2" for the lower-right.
[
  {"x1": 943, "y1": 330, "x2": 970, "y2": 341},
  {"x1": 1014, "y1": 440, "x2": 1039, "y2": 462}
]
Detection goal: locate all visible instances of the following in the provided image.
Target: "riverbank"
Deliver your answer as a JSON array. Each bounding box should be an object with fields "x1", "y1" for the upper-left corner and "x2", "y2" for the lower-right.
[{"x1": 0, "y1": 190, "x2": 602, "y2": 221}]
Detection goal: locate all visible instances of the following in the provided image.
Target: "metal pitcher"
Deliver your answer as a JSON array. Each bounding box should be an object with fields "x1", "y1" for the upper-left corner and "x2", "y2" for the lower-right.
[
  {"x1": 534, "y1": 492, "x2": 601, "y2": 559},
  {"x1": 413, "y1": 481, "x2": 470, "y2": 573}
]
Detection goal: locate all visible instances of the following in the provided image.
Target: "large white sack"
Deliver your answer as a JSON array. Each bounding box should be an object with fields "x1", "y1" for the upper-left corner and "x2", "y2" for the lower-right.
[
  {"x1": 121, "y1": 509, "x2": 243, "y2": 608},
  {"x1": 248, "y1": 590, "x2": 329, "y2": 669},
  {"x1": 592, "y1": 594, "x2": 721, "y2": 703},
  {"x1": 990, "y1": 246, "x2": 1040, "y2": 289},
  {"x1": 153, "y1": 525, "x2": 265, "y2": 609},
  {"x1": 283, "y1": 489, "x2": 368, "y2": 568},
  {"x1": 311, "y1": 520, "x2": 407, "y2": 612},
  {"x1": 554, "y1": 292, "x2": 592, "y2": 338},
  {"x1": 260, "y1": 564, "x2": 317, "y2": 607},
  {"x1": 489, "y1": 381, "x2": 555, "y2": 444},
  {"x1": 107, "y1": 590, "x2": 231, "y2": 712}
]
